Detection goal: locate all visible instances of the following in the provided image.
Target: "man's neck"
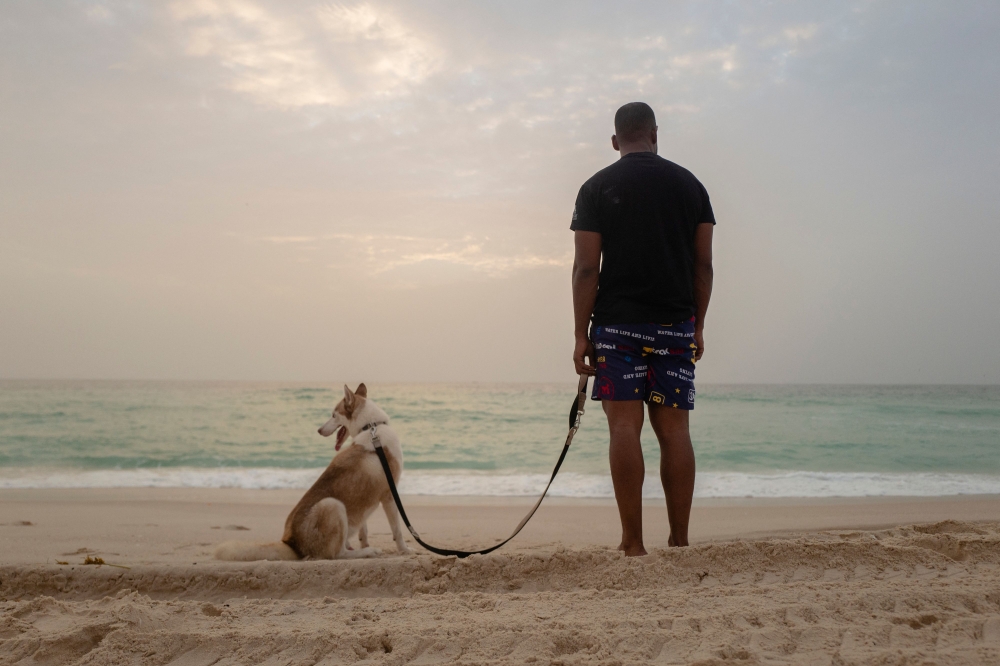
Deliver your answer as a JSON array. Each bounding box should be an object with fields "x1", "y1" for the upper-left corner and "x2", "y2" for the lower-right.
[{"x1": 617, "y1": 144, "x2": 656, "y2": 157}]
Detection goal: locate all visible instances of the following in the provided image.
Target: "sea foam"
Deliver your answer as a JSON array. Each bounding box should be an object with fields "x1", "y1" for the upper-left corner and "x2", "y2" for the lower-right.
[{"x1": 1, "y1": 468, "x2": 999, "y2": 498}]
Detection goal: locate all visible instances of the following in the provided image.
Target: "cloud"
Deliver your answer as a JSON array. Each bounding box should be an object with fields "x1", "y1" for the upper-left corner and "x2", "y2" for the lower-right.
[
  {"x1": 316, "y1": 4, "x2": 438, "y2": 87},
  {"x1": 259, "y1": 235, "x2": 319, "y2": 244},
  {"x1": 783, "y1": 24, "x2": 819, "y2": 44},
  {"x1": 84, "y1": 3, "x2": 115, "y2": 23},
  {"x1": 376, "y1": 242, "x2": 571, "y2": 278},
  {"x1": 170, "y1": 0, "x2": 440, "y2": 108},
  {"x1": 166, "y1": 1, "x2": 826, "y2": 122},
  {"x1": 669, "y1": 45, "x2": 739, "y2": 75},
  {"x1": 252, "y1": 232, "x2": 570, "y2": 278}
]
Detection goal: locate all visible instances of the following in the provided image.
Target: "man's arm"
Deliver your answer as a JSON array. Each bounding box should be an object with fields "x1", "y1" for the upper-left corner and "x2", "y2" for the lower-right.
[
  {"x1": 692, "y1": 223, "x2": 714, "y2": 362},
  {"x1": 572, "y1": 230, "x2": 602, "y2": 375}
]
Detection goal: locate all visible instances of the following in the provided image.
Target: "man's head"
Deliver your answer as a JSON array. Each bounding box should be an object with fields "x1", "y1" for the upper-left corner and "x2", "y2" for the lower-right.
[{"x1": 612, "y1": 102, "x2": 657, "y2": 156}]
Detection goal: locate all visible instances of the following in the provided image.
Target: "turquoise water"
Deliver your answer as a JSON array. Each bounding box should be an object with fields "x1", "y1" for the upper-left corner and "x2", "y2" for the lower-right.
[{"x1": 1, "y1": 381, "x2": 998, "y2": 497}]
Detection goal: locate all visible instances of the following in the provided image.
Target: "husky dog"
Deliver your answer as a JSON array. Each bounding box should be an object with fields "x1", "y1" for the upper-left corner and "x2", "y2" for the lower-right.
[{"x1": 215, "y1": 383, "x2": 411, "y2": 561}]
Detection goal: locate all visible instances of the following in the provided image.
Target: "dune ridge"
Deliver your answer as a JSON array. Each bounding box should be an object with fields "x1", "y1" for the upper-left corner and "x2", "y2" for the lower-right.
[{"x1": 2, "y1": 521, "x2": 998, "y2": 602}]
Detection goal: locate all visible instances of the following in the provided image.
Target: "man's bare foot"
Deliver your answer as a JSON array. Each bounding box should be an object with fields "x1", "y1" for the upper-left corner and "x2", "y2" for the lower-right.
[
  {"x1": 667, "y1": 534, "x2": 688, "y2": 547},
  {"x1": 617, "y1": 542, "x2": 648, "y2": 557}
]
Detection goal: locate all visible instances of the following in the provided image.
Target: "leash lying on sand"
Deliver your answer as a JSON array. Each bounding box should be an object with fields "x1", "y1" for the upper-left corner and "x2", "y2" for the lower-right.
[{"x1": 371, "y1": 375, "x2": 590, "y2": 558}]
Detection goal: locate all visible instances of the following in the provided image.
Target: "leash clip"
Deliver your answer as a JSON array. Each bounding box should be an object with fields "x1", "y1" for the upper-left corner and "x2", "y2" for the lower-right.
[{"x1": 369, "y1": 423, "x2": 383, "y2": 449}]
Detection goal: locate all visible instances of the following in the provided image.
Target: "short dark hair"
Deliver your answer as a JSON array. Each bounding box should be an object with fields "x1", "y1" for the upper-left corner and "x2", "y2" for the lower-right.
[{"x1": 614, "y1": 102, "x2": 656, "y2": 143}]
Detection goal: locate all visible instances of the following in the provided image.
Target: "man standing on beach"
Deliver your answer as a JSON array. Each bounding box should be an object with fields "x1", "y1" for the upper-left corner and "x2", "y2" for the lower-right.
[{"x1": 571, "y1": 102, "x2": 714, "y2": 555}]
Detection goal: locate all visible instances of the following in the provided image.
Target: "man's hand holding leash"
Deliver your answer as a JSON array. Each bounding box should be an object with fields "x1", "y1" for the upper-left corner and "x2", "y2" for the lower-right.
[{"x1": 573, "y1": 336, "x2": 596, "y2": 377}]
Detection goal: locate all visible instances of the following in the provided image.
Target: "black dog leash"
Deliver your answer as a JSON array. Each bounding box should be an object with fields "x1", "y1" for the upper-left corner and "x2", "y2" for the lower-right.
[{"x1": 370, "y1": 375, "x2": 590, "y2": 558}]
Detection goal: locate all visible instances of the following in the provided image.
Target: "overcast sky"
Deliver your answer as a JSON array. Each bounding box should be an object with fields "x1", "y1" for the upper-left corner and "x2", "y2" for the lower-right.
[{"x1": 2, "y1": 1, "x2": 999, "y2": 383}]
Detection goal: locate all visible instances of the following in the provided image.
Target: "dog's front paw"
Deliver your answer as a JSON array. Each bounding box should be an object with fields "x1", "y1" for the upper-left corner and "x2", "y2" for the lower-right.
[
  {"x1": 397, "y1": 545, "x2": 413, "y2": 555},
  {"x1": 343, "y1": 546, "x2": 382, "y2": 559}
]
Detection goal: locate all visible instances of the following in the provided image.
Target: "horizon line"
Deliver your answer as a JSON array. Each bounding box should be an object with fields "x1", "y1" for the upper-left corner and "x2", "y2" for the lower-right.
[{"x1": 2, "y1": 378, "x2": 999, "y2": 388}]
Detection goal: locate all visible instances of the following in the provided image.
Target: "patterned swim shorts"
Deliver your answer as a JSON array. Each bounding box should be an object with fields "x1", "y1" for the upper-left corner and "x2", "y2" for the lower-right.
[{"x1": 590, "y1": 319, "x2": 698, "y2": 409}]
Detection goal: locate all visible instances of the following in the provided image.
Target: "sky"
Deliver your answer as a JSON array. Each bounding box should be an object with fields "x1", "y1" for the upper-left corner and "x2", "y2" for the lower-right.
[{"x1": 2, "y1": 1, "x2": 999, "y2": 384}]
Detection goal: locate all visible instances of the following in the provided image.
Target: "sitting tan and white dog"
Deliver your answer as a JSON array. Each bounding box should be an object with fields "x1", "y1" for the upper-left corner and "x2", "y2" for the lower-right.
[{"x1": 215, "y1": 383, "x2": 411, "y2": 561}]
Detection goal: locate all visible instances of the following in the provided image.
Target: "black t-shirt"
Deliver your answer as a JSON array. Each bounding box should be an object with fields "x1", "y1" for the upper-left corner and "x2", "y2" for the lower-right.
[{"x1": 571, "y1": 152, "x2": 715, "y2": 325}]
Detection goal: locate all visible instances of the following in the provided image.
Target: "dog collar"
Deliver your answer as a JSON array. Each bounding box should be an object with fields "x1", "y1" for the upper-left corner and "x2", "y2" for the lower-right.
[{"x1": 360, "y1": 421, "x2": 388, "y2": 433}]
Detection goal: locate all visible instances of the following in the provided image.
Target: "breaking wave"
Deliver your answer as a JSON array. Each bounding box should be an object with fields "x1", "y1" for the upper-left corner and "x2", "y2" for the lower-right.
[{"x1": 1, "y1": 468, "x2": 999, "y2": 498}]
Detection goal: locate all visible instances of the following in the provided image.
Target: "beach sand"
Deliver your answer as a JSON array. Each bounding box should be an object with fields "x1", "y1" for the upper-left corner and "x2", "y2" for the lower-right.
[{"x1": 2, "y1": 489, "x2": 1000, "y2": 665}]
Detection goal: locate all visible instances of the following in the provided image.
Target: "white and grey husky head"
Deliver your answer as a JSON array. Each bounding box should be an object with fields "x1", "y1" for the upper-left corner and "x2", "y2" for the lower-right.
[{"x1": 318, "y1": 383, "x2": 392, "y2": 452}]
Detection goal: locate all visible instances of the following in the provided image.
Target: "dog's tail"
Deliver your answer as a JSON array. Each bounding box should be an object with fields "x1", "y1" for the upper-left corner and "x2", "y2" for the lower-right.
[{"x1": 214, "y1": 541, "x2": 299, "y2": 561}]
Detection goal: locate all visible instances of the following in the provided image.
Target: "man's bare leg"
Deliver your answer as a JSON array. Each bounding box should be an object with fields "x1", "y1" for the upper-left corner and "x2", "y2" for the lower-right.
[
  {"x1": 647, "y1": 405, "x2": 695, "y2": 547},
  {"x1": 603, "y1": 400, "x2": 647, "y2": 556}
]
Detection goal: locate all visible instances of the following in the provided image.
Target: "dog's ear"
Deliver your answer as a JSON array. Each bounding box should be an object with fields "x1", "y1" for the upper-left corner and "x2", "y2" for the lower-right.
[
  {"x1": 355, "y1": 383, "x2": 367, "y2": 398},
  {"x1": 343, "y1": 384, "x2": 355, "y2": 408}
]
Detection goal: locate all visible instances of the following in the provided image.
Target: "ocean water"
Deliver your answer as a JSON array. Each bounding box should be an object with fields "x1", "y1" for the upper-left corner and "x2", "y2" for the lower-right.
[{"x1": 1, "y1": 381, "x2": 998, "y2": 498}]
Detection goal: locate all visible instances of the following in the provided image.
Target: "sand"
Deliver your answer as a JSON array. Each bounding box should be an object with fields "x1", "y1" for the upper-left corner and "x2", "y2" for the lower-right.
[{"x1": 2, "y1": 490, "x2": 1000, "y2": 665}]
